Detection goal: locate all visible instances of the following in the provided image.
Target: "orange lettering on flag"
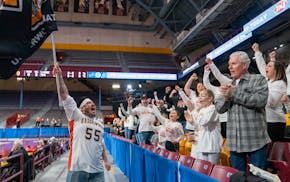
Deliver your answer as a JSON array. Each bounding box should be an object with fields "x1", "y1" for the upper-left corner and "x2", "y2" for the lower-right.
[
  {"x1": 32, "y1": 10, "x2": 42, "y2": 26},
  {"x1": 3, "y1": 0, "x2": 18, "y2": 7}
]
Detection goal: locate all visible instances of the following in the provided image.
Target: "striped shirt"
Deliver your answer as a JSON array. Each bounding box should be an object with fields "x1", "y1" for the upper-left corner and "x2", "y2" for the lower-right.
[{"x1": 215, "y1": 73, "x2": 271, "y2": 152}]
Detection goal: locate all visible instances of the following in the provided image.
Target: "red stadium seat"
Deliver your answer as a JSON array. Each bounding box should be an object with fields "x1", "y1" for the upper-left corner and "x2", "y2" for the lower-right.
[
  {"x1": 268, "y1": 142, "x2": 285, "y2": 161},
  {"x1": 210, "y1": 165, "x2": 238, "y2": 182},
  {"x1": 140, "y1": 143, "x2": 146, "y2": 148},
  {"x1": 266, "y1": 142, "x2": 274, "y2": 158},
  {"x1": 167, "y1": 152, "x2": 180, "y2": 161},
  {"x1": 154, "y1": 147, "x2": 162, "y2": 155},
  {"x1": 146, "y1": 145, "x2": 154, "y2": 151},
  {"x1": 179, "y1": 155, "x2": 195, "y2": 168},
  {"x1": 160, "y1": 148, "x2": 170, "y2": 158},
  {"x1": 140, "y1": 144, "x2": 155, "y2": 151},
  {"x1": 284, "y1": 142, "x2": 290, "y2": 163},
  {"x1": 191, "y1": 159, "x2": 214, "y2": 176},
  {"x1": 267, "y1": 142, "x2": 290, "y2": 182}
]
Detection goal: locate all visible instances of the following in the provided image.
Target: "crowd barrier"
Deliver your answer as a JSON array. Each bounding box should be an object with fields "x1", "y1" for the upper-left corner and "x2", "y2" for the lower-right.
[
  {"x1": 0, "y1": 128, "x2": 69, "y2": 138},
  {"x1": 0, "y1": 153, "x2": 24, "y2": 182},
  {"x1": 104, "y1": 133, "x2": 218, "y2": 182}
]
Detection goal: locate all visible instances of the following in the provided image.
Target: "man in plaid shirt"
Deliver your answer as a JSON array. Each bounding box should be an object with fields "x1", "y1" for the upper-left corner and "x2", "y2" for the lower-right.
[{"x1": 215, "y1": 51, "x2": 271, "y2": 172}]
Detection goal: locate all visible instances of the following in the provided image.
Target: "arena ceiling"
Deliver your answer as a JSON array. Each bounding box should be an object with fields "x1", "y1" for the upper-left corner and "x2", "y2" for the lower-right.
[{"x1": 2, "y1": 0, "x2": 290, "y2": 103}]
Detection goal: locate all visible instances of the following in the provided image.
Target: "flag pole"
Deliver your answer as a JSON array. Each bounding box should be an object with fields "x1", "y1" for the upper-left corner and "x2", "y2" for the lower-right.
[{"x1": 51, "y1": 33, "x2": 62, "y2": 108}]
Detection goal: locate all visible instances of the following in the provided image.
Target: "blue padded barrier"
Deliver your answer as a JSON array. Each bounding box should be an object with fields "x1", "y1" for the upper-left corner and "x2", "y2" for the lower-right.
[
  {"x1": 104, "y1": 133, "x2": 217, "y2": 182},
  {"x1": 1, "y1": 128, "x2": 69, "y2": 138}
]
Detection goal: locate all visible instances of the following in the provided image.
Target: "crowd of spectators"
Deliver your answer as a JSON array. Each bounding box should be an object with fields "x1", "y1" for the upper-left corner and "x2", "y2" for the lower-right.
[
  {"x1": 35, "y1": 117, "x2": 63, "y2": 128},
  {"x1": 111, "y1": 44, "x2": 290, "y2": 173}
]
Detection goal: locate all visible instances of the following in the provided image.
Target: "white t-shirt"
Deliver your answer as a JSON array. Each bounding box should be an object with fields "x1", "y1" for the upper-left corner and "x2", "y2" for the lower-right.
[
  {"x1": 63, "y1": 96, "x2": 104, "y2": 173},
  {"x1": 128, "y1": 105, "x2": 155, "y2": 132},
  {"x1": 286, "y1": 64, "x2": 290, "y2": 95},
  {"x1": 190, "y1": 104, "x2": 223, "y2": 154}
]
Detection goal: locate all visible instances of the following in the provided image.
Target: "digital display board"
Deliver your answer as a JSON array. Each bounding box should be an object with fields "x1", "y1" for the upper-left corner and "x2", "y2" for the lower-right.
[
  {"x1": 87, "y1": 71, "x2": 177, "y2": 80},
  {"x1": 16, "y1": 70, "x2": 177, "y2": 80},
  {"x1": 206, "y1": 32, "x2": 252, "y2": 60},
  {"x1": 243, "y1": 0, "x2": 290, "y2": 33}
]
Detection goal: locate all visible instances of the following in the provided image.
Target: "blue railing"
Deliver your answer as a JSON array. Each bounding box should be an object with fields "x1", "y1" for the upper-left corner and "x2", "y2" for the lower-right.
[
  {"x1": 104, "y1": 133, "x2": 217, "y2": 182},
  {"x1": 0, "y1": 128, "x2": 69, "y2": 138}
]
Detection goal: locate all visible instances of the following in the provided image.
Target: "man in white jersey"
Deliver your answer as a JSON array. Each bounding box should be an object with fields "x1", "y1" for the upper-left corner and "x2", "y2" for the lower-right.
[{"x1": 53, "y1": 65, "x2": 111, "y2": 182}]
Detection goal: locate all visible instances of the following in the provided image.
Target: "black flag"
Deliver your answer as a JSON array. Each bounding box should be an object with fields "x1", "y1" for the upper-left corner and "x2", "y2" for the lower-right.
[
  {"x1": 0, "y1": 0, "x2": 32, "y2": 59},
  {"x1": 0, "y1": 0, "x2": 58, "y2": 79}
]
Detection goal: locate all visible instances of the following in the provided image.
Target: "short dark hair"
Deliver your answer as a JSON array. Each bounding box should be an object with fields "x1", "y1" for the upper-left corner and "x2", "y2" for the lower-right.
[{"x1": 77, "y1": 96, "x2": 89, "y2": 108}]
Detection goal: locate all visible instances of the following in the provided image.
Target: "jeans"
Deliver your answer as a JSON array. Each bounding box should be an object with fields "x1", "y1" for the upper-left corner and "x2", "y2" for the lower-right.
[
  {"x1": 230, "y1": 145, "x2": 267, "y2": 172},
  {"x1": 66, "y1": 171, "x2": 104, "y2": 182},
  {"x1": 138, "y1": 131, "x2": 154, "y2": 144},
  {"x1": 124, "y1": 127, "x2": 129, "y2": 138},
  {"x1": 128, "y1": 129, "x2": 134, "y2": 139}
]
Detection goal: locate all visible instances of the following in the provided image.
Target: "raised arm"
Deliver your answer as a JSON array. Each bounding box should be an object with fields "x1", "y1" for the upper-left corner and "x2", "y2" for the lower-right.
[
  {"x1": 184, "y1": 73, "x2": 198, "y2": 96},
  {"x1": 119, "y1": 103, "x2": 129, "y2": 117},
  {"x1": 118, "y1": 107, "x2": 126, "y2": 120},
  {"x1": 175, "y1": 85, "x2": 195, "y2": 111},
  {"x1": 206, "y1": 58, "x2": 232, "y2": 85},
  {"x1": 203, "y1": 65, "x2": 219, "y2": 95},
  {"x1": 152, "y1": 104, "x2": 167, "y2": 125},
  {"x1": 53, "y1": 64, "x2": 69, "y2": 100},
  {"x1": 252, "y1": 43, "x2": 266, "y2": 78},
  {"x1": 127, "y1": 97, "x2": 137, "y2": 116},
  {"x1": 153, "y1": 91, "x2": 160, "y2": 102}
]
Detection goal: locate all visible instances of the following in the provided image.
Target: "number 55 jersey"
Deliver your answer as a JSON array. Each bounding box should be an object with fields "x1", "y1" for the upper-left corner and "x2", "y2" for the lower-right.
[{"x1": 63, "y1": 96, "x2": 104, "y2": 173}]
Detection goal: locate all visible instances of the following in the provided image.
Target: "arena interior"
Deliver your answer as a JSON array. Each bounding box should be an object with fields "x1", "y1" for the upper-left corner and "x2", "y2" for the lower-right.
[{"x1": 1, "y1": 0, "x2": 290, "y2": 182}]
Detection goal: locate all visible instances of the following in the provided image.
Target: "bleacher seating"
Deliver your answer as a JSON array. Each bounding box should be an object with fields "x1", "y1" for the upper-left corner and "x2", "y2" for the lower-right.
[
  {"x1": 18, "y1": 59, "x2": 46, "y2": 71},
  {"x1": 0, "y1": 91, "x2": 103, "y2": 127},
  {"x1": 0, "y1": 92, "x2": 20, "y2": 108}
]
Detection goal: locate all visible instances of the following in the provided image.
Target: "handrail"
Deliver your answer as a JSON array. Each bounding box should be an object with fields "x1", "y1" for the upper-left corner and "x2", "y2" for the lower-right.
[
  {"x1": 32, "y1": 144, "x2": 52, "y2": 173},
  {"x1": 0, "y1": 152, "x2": 24, "y2": 182}
]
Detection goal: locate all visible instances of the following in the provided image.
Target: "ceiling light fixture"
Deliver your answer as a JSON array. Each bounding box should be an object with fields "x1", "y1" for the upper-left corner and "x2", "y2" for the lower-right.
[
  {"x1": 112, "y1": 84, "x2": 120, "y2": 89},
  {"x1": 127, "y1": 84, "x2": 132, "y2": 90}
]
